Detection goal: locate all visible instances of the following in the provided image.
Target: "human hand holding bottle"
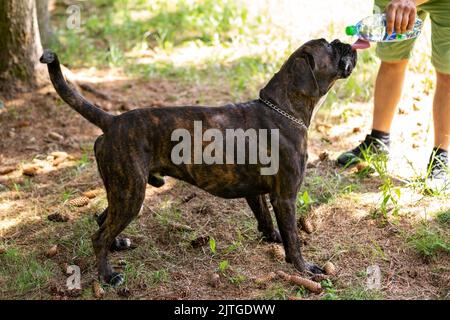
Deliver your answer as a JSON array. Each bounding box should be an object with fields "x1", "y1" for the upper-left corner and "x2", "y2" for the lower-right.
[{"x1": 385, "y1": 0, "x2": 417, "y2": 35}]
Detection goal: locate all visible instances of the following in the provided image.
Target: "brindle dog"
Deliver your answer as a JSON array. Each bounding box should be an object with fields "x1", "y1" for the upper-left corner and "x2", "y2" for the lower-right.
[{"x1": 41, "y1": 39, "x2": 357, "y2": 286}]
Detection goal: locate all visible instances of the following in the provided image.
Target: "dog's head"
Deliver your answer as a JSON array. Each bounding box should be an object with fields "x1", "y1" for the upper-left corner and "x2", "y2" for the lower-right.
[{"x1": 261, "y1": 38, "x2": 357, "y2": 100}]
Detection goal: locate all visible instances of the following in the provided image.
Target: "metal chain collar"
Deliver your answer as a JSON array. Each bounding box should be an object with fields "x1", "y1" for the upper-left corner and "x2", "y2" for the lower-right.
[{"x1": 259, "y1": 98, "x2": 308, "y2": 131}]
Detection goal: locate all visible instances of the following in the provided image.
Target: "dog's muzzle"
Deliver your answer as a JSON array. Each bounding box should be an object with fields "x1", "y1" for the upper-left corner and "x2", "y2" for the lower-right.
[{"x1": 331, "y1": 39, "x2": 357, "y2": 78}]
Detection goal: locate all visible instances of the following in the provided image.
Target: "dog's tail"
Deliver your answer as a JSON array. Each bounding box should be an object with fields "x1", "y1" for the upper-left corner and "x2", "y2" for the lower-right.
[{"x1": 40, "y1": 50, "x2": 113, "y2": 131}]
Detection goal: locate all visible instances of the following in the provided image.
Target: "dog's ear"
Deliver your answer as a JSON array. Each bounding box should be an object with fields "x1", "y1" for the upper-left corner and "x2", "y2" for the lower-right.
[{"x1": 291, "y1": 54, "x2": 320, "y2": 97}]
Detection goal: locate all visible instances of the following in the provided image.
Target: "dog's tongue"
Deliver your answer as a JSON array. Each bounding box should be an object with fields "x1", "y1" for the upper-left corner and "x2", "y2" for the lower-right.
[{"x1": 352, "y1": 39, "x2": 371, "y2": 50}]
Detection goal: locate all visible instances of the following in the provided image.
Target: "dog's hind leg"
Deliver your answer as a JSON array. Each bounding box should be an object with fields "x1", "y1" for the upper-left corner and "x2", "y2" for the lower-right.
[
  {"x1": 94, "y1": 136, "x2": 139, "y2": 253},
  {"x1": 91, "y1": 172, "x2": 146, "y2": 286},
  {"x1": 95, "y1": 209, "x2": 135, "y2": 252},
  {"x1": 246, "y1": 195, "x2": 281, "y2": 243}
]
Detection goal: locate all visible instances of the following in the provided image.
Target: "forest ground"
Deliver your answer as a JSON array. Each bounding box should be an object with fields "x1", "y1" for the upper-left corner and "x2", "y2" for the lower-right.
[{"x1": 0, "y1": 0, "x2": 449, "y2": 300}]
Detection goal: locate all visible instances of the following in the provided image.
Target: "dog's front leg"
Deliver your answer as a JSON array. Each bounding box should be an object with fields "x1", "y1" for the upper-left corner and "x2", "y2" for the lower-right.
[
  {"x1": 270, "y1": 195, "x2": 324, "y2": 275},
  {"x1": 246, "y1": 196, "x2": 281, "y2": 243}
]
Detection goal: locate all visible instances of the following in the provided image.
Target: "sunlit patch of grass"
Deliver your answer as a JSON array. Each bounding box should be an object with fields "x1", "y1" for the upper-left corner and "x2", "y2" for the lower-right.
[
  {"x1": 0, "y1": 248, "x2": 57, "y2": 295},
  {"x1": 298, "y1": 168, "x2": 357, "y2": 215},
  {"x1": 436, "y1": 210, "x2": 450, "y2": 226},
  {"x1": 52, "y1": 0, "x2": 378, "y2": 100},
  {"x1": 407, "y1": 224, "x2": 450, "y2": 258},
  {"x1": 53, "y1": 0, "x2": 257, "y2": 67},
  {"x1": 358, "y1": 147, "x2": 402, "y2": 218}
]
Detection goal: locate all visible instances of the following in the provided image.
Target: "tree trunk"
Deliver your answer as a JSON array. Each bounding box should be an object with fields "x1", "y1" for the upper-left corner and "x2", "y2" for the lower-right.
[
  {"x1": 36, "y1": 0, "x2": 53, "y2": 47},
  {"x1": 0, "y1": 0, "x2": 45, "y2": 96}
]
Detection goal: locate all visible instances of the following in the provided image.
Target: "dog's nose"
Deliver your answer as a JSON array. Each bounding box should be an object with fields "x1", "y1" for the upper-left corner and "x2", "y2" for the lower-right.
[
  {"x1": 345, "y1": 62, "x2": 352, "y2": 75},
  {"x1": 341, "y1": 56, "x2": 354, "y2": 78}
]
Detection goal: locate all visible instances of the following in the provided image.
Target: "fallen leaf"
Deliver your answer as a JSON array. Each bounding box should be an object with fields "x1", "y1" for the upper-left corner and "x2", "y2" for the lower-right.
[
  {"x1": 22, "y1": 164, "x2": 40, "y2": 176},
  {"x1": 0, "y1": 165, "x2": 16, "y2": 175}
]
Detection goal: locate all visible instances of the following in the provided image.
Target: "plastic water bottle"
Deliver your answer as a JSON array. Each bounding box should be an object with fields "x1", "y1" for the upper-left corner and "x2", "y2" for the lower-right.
[{"x1": 346, "y1": 13, "x2": 423, "y2": 42}]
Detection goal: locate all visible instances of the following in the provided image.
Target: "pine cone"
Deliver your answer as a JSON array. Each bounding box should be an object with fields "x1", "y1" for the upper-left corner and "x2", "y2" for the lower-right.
[
  {"x1": 269, "y1": 244, "x2": 286, "y2": 262},
  {"x1": 68, "y1": 196, "x2": 90, "y2": 207},
  {"x1": 82, "y1": 190, "x2": 101, "y2": 199}
]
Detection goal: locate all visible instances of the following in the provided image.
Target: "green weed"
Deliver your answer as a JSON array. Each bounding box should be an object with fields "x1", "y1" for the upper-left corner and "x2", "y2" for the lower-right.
[
  {"x1": 436, "y1": 210, "x2": 450, "y2": 225},
  {"x1": 0, "y1": 248, "x2": 56, "y2": 295},
  {"x1": 407, "y1": 224, "x2": 450, "y2": 258}
]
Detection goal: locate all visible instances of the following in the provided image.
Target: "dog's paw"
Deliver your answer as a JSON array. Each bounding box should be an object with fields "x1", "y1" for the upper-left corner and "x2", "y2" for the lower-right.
[
  {"x1": 148, "y1": 175, "x2": 165, "y2": 188},
  {"x1": 305, "y1": 262, "x2": 325, "y2": 275},
  {"x1": 263, "y1": 230, "x2": 282, "y2": 243},
  {"x1": 110, "y1": 238, "x2": 136, "y2": 252},
  {"x1": 108, "y1": 272, "x2": 125, "y2": 288}
]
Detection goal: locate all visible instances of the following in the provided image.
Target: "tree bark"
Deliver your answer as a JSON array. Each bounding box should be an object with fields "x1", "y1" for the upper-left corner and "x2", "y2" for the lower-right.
[
  {"x1": 0, "y1": 0, "x2": 45, "y2": 96},
  {"x1": 36, "y1": 0, "x2": 53, "y2": 47}
]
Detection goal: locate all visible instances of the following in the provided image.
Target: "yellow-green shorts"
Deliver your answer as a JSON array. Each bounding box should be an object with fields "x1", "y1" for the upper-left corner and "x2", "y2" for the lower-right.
[{"x1": 374, "y1": 0, "x2": 450, "y2": 74}]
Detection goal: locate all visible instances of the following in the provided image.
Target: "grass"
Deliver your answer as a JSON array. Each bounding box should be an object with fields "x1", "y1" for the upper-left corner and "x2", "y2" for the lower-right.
[
  {"x1": 297, "y1": 167, "x2": 358, "y2": 216},
  {"x1": 322, "y1": 279, "x2": 383, "y2": 300},
  {"x1": 407, "y1": 223, "x2": 450, "y2": 258},
  {"x1": 339, "y1": 287, "x2": 383, "y2": 300},
  {"x1": 0, "y1": 248, "x2": 57, "y2": 296},
  {"x1": 358, "y1": 146, "x2": 402, "y2": 218},
  {"x1": 57, "y1": 215, "x2": 97, "y2": 258},
  {"x1": 436, "y1": 210, "x2": 450, "y2": 226},
  {"x1": 261, "y1": 283, "x2": 288, "y2": 300}
]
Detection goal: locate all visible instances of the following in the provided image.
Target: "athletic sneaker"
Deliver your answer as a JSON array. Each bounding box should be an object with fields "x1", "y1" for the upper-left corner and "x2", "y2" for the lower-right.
[
  {"x1": 425, "y1": 149, "x2": 449, "y2": 193},
  {"x1": 337, "y1": 134, "x2": 390, "y2": 167}
]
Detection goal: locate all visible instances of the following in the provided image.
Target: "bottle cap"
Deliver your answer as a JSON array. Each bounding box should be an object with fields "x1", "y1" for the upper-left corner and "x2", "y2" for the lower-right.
[{"x1": 345, "y1": 25, "x2": 357, "y2": 36}]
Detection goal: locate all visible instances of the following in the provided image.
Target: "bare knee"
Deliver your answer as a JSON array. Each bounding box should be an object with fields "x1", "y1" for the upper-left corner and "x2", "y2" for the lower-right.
[
  {"x1": 380, "y1": 59, "x2": 409, "y2": 72},
  {"x1": 437, "y1": 71, "x2": 450, "y2": 87}
]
